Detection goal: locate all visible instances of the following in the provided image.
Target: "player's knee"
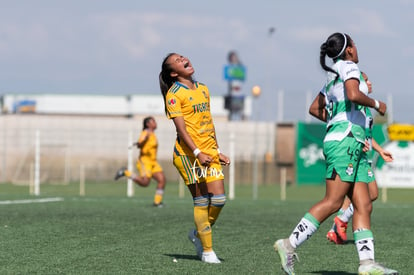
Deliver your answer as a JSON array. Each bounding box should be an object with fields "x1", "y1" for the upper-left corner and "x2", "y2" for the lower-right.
[
  {"x1": 141, "y1": 177, "x2": 151, "y2": 187},
  {"x1": 193, "y1": 195, "x2": 209, "y2": 207},
  {"x1": 370, "y1": 192, "x2": 378, "y2": 202},
  {"x1": 210, "y1": 194, "x2": 226, "y2": 208}
]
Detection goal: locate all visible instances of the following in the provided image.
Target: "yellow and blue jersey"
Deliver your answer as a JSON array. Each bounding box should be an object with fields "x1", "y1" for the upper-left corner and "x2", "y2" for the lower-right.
[
  {"x1": 166, "y1": 81, "x2": 218, "y2": 157},
  {"x1": 136, "y1": 130, "x2": 163, "y2": 177},
  {"x1": 138, "y1": 130, "x2": 158, "y2": 161}
]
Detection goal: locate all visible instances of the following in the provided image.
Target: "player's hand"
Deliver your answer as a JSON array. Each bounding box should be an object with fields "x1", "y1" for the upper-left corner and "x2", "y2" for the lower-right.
[
  {"x1": 362, "y1": 140, "x2": 370, "y2": 152},
  {"x1": 128, "y1": 142, "x2": 138, "y2": 149},
  {"x1": 219, "y1": 153, "x2": 230, "y2": 166},
  {"x1": 376, "y1": 100, "x2": 387, "y2": 116},
  {"x1": 380, "y1": 150, "x2": 393, "y2": 162},
  {"x1": 197, "y1": 152, "x2": 212, "y2": 166}
]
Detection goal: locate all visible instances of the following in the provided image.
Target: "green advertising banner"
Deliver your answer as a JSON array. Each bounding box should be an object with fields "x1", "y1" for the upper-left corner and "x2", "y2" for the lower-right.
[
  {"x1": 371, "y1": 124, "x2": 387, "y2": 168},
  {"x1": 296, "y1": 122, "x2": 326, "y2": 185},
  {"x1": 295, "y1": 123, "x2": 388, "y2": 186}
]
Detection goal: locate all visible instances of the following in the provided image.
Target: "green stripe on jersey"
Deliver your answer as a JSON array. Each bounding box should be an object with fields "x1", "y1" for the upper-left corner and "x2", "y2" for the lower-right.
[{"x1": 170, "y1": 84, "x2": 180, "y2": 94}]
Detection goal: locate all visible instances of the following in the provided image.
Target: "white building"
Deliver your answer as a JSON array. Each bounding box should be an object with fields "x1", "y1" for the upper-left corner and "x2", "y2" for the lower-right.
[{"x1": 0, "y1": 93, "x2": 253, "y2": 119}]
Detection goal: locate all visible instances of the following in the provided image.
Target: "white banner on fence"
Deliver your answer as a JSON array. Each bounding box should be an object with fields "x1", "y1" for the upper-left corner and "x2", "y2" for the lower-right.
[{"x1": 375, "y1": 141, "x2": 414, "y2": 188}]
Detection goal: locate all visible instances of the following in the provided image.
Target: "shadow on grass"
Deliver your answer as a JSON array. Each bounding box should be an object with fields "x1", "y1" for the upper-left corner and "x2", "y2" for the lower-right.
[
  {"x1": 309, "y1": 271, "x2": 355, "y2": 275},
  {"x1": 164, "y1": 253, "x2": 225, "y2": 263},
  {"x1": 164, "y1": 253, "x2": 199, "y2": 261},
  {"x1": 344, "y1": 239, "x2": 354, "y2": 244},
  {"x1": 327, "y1": 239, "x2": 354, "y2": 245}
]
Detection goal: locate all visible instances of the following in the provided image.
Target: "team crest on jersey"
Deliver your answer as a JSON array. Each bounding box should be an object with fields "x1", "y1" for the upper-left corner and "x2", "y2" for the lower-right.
[
  {"x1": 168, "y1": 98, "x2": 176, "y2": 106},
  {"x1": 202, "y1": 91, "x2": 208, "y2": 99},
  {"x1": 189, "y1": 97, "x2": 193, "y2": 101},
  {"x1": 346, "y1": 163, "x2": 354, "y2": 176},
  {"x1": 368, "y1": 169, "x2": 373, "y2": 178}
]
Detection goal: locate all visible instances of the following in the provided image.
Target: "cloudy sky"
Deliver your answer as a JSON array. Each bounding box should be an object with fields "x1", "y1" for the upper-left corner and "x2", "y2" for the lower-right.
[{"x1": 1, "y1": 0, "x2": 413, "y2": 123}]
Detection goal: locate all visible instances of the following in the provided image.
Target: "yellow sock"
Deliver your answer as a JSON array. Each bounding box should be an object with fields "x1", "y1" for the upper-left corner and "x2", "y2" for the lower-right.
[
  {"x1": 194, "y1": 205, "x2": 212, "y2": 252},
  {"x1": 209, "y1": 194, "x2": 226, "y2": 226},
  {"x1": 153, "y1": 189, "x2": 164, "y2": 205},
  {"x1": 124, "y1": 170, "x2": 131, "y2": 177},
  {"x1": 208, "y1": 205, "x2": 223, "y2": 226}
]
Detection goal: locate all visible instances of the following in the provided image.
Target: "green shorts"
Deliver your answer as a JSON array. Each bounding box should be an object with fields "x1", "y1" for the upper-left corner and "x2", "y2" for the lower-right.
[
  {"x1": 324, "y1": 136, "x2": 363, "y2": 182},
  {"x1": 355, "y1": 153, "x2": 375, "y2": 183}
]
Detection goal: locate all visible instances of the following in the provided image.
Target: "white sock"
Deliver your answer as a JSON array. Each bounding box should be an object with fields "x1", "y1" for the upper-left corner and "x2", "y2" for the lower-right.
[
  {"x1": 339, "y1": 204, "x2": 354, "y2": 223},
  {"x1": 288, "y1": 213, "x2": 319, "y2": 248},
  {"x1": 354, "y1": 229, "x2": 375, "y2": 263}
]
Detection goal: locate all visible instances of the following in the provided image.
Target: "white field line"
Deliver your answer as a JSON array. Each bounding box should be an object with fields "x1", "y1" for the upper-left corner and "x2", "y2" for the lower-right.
[{"x1": 0, "y1": 197, "x2": 64, "y2": 205}]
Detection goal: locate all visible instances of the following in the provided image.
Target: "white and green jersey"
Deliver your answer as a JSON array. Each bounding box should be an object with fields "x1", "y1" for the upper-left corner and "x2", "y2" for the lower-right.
[{"x1": 322, "y1": 60, "x2": 367, "y2": 144}]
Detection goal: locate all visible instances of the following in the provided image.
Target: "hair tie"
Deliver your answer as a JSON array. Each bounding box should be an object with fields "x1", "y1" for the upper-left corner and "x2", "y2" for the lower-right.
[{"x1": 333, "y1": 33, "x2": 347, "y2": 59}]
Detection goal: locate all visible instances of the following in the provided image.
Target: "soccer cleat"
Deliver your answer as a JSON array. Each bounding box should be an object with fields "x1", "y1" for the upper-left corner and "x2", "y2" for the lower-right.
[
  {"x1": 114, "y1": 167, "x2": 126, "y2": 180},
  {"x1": 326, "y1": 230, "x2": 344, "y2": 244},
  {"x1": 334, "y1": 216, "x2": 348, "y2": 242},
  {"x1": 358, "y1": 262, "x2": 399, "y2": 275},
  {"x1": 201, "y1": 251, "x2": 221, "y2": 264},
  {"x1": 153, "y1": 202, "x2": 164, "y2": 208},
  {"x1": 188, "y1": 229, "x2": 203, "y2": 259},
  {"x1": 274, "y1": 239, "x2": 298, "y2": 275}
]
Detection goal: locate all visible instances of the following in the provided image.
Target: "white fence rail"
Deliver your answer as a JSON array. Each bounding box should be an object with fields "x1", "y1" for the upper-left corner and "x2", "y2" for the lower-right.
[{"x1": 0, "y1": 115, "x2": 277, "y2": 185}]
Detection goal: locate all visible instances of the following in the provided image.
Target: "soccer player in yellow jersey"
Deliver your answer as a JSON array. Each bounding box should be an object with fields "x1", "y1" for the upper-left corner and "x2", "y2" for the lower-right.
[
  {"x1": 114, "y1": 116, "x2": 167, "y2": 207},
  {"x1": 159, "y1": 53, "x2": 230, "y2": 264}
]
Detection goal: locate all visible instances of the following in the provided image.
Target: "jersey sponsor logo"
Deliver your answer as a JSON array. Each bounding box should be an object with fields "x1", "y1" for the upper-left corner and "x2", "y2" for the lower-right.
[
  {"x1": 200, "y1": 119, "x2": 213, "y2": 126},
  {"x1": 192, "y1": 102, "x2": 209, "y2": 113},
  {"x1": 346, "y1": 67, "x2": 358, "y2": 76}
]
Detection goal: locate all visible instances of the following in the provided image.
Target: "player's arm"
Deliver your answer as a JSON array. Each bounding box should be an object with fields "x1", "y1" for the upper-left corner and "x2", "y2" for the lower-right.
[
  {"x1": 135, "y1": 131, "x2": 149, "y2": 148},
  {"x1": 137, "y1": 137, "x2": 149, "y2": 148},
  {"x1": 372, "y1": 138, "x2": 393, "y2": 162},
  {"x1": 172, "y1": 116, "x2": 212, "y2": 166},
  {"x1": 129, "y1": 139, "x2": 147, "y2": 149},
  {"x1": 128, "y1": 141, "x2": 140, "y2": 149},
  {"x1": 309, "y1": 92, "x2": 327, "y2": 122},
  {"x1": 345, "y1": 78, "x2": 386, "y2": 115}
]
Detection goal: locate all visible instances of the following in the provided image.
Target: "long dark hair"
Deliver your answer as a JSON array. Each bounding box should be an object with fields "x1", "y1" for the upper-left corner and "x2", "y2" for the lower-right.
[
  {"x1": 159, "y1": 53, "x2": 177, "y2": 115},
  {"x1": 320, "y1": 33, "x2": 351, "y2": 80}
]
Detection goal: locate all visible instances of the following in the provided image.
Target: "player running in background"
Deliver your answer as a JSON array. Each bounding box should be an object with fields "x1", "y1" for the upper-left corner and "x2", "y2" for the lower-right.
[
  {"x1": 274, "y1": 32, "x2": 398, "y2": 275},
  {"x1": 159, "y1": 53, "x2": 230, "y2": 264},
  {"x1": 326, "y1": 72, "x2": 394, "y2": 244},
  {"x1": 114, "y1": 116, "x2": 167, "y2": 207}
]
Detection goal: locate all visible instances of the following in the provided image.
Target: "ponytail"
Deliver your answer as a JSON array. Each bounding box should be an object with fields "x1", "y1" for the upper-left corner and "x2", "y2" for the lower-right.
[
  {"x1": 320, "y1": 42, "x2": 338, "y2": 79},
  {"x1": 320, "y1": 33, "x2": 351, "y2": 81},
  {"x1": 159, "y1": 53, "x2": 177, "y2": 115}
]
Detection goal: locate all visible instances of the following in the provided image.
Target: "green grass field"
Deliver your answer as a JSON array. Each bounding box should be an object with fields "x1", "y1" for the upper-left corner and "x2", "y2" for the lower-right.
[{"x1": 0, "y1": 181, "x2": 413, "y2": 274}]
